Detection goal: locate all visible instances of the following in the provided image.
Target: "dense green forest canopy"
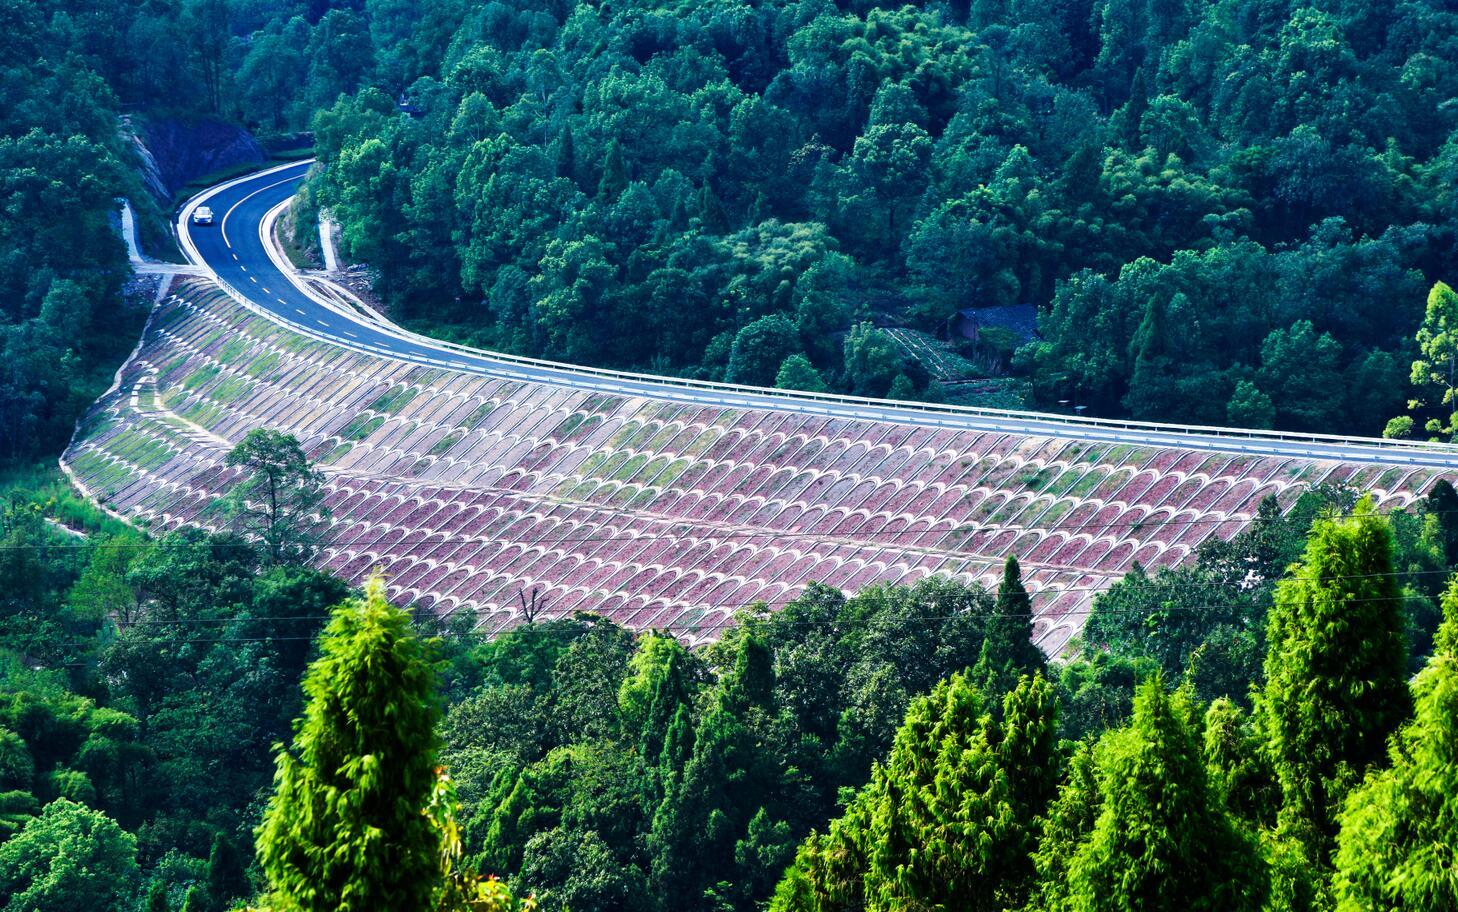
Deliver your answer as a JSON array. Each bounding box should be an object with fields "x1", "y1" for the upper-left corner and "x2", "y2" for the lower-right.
[
  {"x1": 0, "y1": 3, "x2": 148, "y2": 462},
  {"x1": 6, "y1": 0, "x2": 1458, "y2": 461},
  {"x1": 273, "y1": 0, "x2": 1458, "y2": 433}
]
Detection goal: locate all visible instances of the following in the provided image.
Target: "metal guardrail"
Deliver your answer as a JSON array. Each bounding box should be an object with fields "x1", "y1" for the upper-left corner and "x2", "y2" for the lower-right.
[
  {"x1": 196, "y1": 267, "x2": 1458, "y2": 468},
  {"x1": 389, "y1": 327, "x2": 1458, "y2": 455},
  {"x1": 176, "y1": 159, "x2": 1458, "y2": 464}
]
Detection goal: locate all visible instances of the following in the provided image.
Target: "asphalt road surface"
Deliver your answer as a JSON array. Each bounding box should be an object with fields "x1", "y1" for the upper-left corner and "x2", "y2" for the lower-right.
[{"x1": 179, "y1": 160, "x2": 1458, "y2": 470}]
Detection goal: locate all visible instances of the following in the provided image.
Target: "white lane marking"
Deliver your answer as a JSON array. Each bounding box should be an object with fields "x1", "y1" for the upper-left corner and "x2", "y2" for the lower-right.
[
  {"x1": 316, "y1": 319, "x2": 330, "y2": 328},
  {"x1": 225, "y1": 237, "x2": 232, "y2": 249},
  {"x1": 219, "y1": 170, "x2": 308, "y2": 249},
  {"x1": 177, "y1": 159, "x2": 309, "y2": 269},
  {"x1": 231, "y1": 253, "x2": 238, "y2": 261},
  {"x1": 343, "y1": 330, "x2": 358, "y2": 339},
  {"x1": 262, "y1": 287, "x2": 270, "y2": 294},
  {"x1": 249, "y1": 276, "x2": 257, "y2": 284},
  {"x1": 295, "y1": 308, "x2": 307, "y2": 316},
  {"x1": 277, "y1": 298, "x2": 289, "y2": 305}
]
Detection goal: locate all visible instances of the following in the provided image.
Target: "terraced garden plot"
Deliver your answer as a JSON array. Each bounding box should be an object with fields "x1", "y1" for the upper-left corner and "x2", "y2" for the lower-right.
[
  {"x1": 62, "y1": 279, "x2": 1447, "y2": 652},
  {"x1": 884, "y1": 327, "x2": 979, "y2": 380}
]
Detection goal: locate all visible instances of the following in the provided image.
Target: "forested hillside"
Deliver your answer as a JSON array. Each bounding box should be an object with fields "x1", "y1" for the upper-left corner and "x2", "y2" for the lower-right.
[
  {"x1": 0, "y1": 6, "x2": 147, "y2": 462},
  {"x1": 8, "y1": 0, "x2": 1458, "y2": 909},
  {"x1": 7, "y1": 0, "x2": 1458, "y2": 457},
  {"x1": 8, "y1": 463, "x2": 1458, "y2": 909},
  {"x1": 291, "y1": 0, "x2": 1458, "y2": 433},
  {"x1": 0, "y1": 0, "x2": 374, "y2": 465}
]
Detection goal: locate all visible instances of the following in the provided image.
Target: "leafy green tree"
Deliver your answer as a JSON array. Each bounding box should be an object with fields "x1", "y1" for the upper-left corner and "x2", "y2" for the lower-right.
[
  {"x1": 1063, "y1": 680, "x2": 1267, "y2": 912},
  {"x1": 0, "y1": 798, "x2": 139, "y2": 912},
  {"x1": 0, "y1": 727, "x2": 33, "y2": 790},
  {"x1": 143, "y1": 879, "x2": 171, "y2": 912},
  {"x1": 1332, "y1": 580, "x2": 1458, "y2": 911},
  {"x1": 1425, "y1": 479, "x2": 1458, "y2": 566},
  {"x1": 181, "y1": 0, "x2": 228, "y2": 112},
  {"x1": 248, "y1": 566, "x2": 353, "y2": 683},
  {"x1": 203, "y1": 832, "x2": 249, "y2": 912},
  {"x1": 1345, "y1": 349, "x2": 1406, "y2": 436},
  {"x1": 724, "y1": 315, "x2": 803, "y2": 386},
  {"x1": 67, "y1": 530, "x2": 145, "y2": 625},
  {"x1": 222, "y1": 429, "x2": 329, "y2": 565},
  {"x1": 179, "y1": 886, "x2": 205, "y2": 912},
  {"x1": 235, "y1": 22, "x2": 308, "y2": 129},
  {"x1": 1256, "y1": 320, "x2": 1344, "y2": 432},
  {"x1": 775, "y1": 354, "x2": 829, "y2": 393},
  {"x1": 545, "y1": 619, "x2": 635, "y2": 746},
  {"x1": 1390, "y1": 282, "x2": 1458, "y2": 441},
  {"x1": 516, "y1": 826, "x2": 648, "y2": 912},
  {"x1": 728, "y1": 808, "x2": 798, "y2": 906},
  {"x1": 254, "y1": 578, "x2": 442, "y2": 912},
  {"x1": 1260, "y1": 504, "x2": 1411, "y2": 856},
  {"x1": 1226, "y1": 380, "x2": 1275, "y2": 429},
  {"x1": 840, "y1": 324, "x2": 903, "y2": 398},
  {"x1": 905, "y1": 148, "x2": 1051, "y2": 308},
  {"x1": 885, "y1": 374, "x2": 918, "y2": 401},
  {"x1": 834, "y1": 123, "x2": 932, "y2": 257}
]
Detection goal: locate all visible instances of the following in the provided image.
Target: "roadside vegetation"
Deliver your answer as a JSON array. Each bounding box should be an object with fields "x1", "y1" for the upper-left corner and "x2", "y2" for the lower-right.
[{"x1": 6, "y1": 433, "x2": 1458, "y2": 909}]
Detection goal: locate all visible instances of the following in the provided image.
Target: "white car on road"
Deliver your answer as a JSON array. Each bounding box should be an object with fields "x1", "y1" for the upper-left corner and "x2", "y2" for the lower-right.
[{"x1": 191, "y1": 205, "x2": 214, "y2": 226}]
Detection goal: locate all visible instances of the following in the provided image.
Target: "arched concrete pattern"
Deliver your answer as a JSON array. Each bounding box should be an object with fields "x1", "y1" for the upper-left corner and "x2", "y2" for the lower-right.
[{"x1": 61, "y1": 281, "x2": 1452, "y2": 647}]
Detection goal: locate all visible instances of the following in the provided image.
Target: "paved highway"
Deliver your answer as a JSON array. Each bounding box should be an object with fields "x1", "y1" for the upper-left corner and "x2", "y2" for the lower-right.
[{"x1": 179, "y1": 160, "x2": 1458, "y2": 470}]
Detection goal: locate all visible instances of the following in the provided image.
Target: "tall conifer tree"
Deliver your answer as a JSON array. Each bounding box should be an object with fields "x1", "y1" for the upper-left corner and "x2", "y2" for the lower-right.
[
  {"x1": 978, "y1": 556, "x2": 1046, "y2": 699},
  {"x1": 1025, "y1": 740, "x2": 1101, "y2": 912},
  {"x1": 1260, "y1": 504, "x2": 1410, "y2": 852},
  {"x1": 1065, "y1": 680, "x2": 1266, "y2": 912},
  {"x1": 1333, "y1": 580, "x2": 1458, "y2": 911},
  {"x1": 254, "y1": 578, "x2": 442, "y2": 912}
]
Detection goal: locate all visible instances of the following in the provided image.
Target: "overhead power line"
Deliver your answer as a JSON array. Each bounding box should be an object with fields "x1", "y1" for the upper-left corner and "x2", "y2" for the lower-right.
[
  {"x1": 37, "y1": 572, "x2": 1434, "y2": 649},
  {"x1": 78, "y1": 564, "x2": 1451, "y2": 631}
]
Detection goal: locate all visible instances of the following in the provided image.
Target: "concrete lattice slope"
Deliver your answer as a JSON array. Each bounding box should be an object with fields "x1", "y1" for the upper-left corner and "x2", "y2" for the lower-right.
[{"x1": 63, "y1": 279, "x2": 1442, "y2": 650}]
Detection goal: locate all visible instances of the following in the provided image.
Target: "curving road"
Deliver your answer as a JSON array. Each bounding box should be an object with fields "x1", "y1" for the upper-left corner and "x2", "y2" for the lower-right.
[{"x1": 179, "y1": 160, "x2": 1458, "y2": 470}]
